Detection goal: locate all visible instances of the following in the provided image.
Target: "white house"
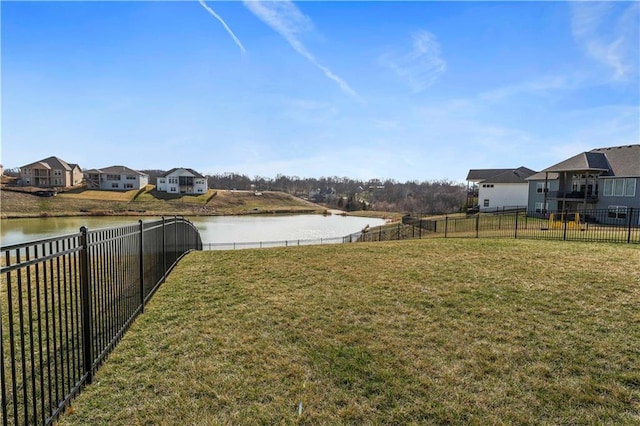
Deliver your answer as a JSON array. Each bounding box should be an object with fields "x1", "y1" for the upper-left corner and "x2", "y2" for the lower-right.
[
  {"x1": 156, "y1": 168, "x2": 208, "y2": 194},
  {"x1": 84, "y1": 166, "x2": 149, "y2": 191},
  {"x1": 467, "y1": 167, "x2": 536, "y2": 212}
]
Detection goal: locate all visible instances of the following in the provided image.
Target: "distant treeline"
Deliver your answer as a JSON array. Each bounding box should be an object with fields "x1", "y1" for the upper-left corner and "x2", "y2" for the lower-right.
[{"x1": 140, "y1": 171, "x2": 466, "y2": 214}]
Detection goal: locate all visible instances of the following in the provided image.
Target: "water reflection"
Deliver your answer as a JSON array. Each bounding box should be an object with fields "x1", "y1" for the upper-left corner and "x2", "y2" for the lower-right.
[{"x1": 1, "y1": 215, "x2": 385, "y2": 247}]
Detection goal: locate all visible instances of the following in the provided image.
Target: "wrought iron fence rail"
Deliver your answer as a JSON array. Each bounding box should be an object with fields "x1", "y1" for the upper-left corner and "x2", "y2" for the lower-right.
[{"x1": 1, "y1": 216, "x2": 202, "y2": 426}]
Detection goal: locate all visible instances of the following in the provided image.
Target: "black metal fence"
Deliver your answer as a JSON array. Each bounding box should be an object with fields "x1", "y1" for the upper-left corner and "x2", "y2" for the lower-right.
[
  {"x1": 370, "y1": 208, "x2": 640, "y2": 244},
  {"x1": 1, "y1": 217, "x2": 202, "y2": 426}
]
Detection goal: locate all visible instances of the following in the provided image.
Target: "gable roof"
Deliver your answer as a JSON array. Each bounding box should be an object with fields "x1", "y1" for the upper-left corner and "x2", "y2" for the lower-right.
[
  {"x1": 21, "y1": 156, "x2": 75, "y2": 171},
  {"x1": 161, "y1": 168, "x2": 205, "y2": 179},
  {"x1": 541, "y1": 144, "x2": 640, "y2": 177},
  {"x1": 467, "y1": 167, "x2": 536, "y2": 184},
  {"x1": 84, "y1": 165, "x2": 148, "y2": 176},
  {"x1": 481, "y1": 167, "x2": 537, "y2": 184},
  {"x1": 466, "y1": 168, "x2": 514, "y2": 182},
  {"x1": 591, "y1": 145, "x2": 640, "y2": 177}
]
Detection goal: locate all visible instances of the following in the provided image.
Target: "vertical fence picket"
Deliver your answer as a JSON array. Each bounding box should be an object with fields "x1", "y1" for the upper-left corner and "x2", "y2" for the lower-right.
[{"x1": 1, "y1": 217, "x2": 202, "y2": 426}]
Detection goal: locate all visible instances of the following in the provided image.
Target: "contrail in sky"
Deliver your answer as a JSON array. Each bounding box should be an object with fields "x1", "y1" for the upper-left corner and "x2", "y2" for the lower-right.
[
  {"x1": 198, "y1": 0, "x2": 246, "y2": 53},
  {"x1": 243, "y1": 0, "x2": 363, "y2": 103}
]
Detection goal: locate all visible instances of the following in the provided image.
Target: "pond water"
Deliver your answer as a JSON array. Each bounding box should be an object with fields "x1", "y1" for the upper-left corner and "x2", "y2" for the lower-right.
[{"x1": 0, "y1": 214, "x2": 386, "y2": 247}]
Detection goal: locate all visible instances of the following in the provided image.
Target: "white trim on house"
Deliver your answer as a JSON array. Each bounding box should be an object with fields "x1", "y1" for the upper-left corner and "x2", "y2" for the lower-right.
[{"x1": 156, "y1": 168, "x2": 208, "y2": 194}]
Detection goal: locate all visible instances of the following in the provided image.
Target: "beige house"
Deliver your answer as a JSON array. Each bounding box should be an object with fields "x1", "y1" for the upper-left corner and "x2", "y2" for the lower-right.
[{"x1": 20, "y1": 156, "x2": 83, "y2": 188}]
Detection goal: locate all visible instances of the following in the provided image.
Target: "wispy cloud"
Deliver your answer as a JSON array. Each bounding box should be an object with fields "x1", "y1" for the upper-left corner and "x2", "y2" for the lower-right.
[
  {"x1": 198, "y1": 0, "x2": 246, "y2": 53},
  {"x1": 379, "y1": 30, "x2": 446, "y2": 93},
  {"x1": 571, "y1": 2, "x2": 639, "y2": 82},
  {"x1": 478, "y1": 75, "x2": 573, "y2": 102},
  {"x1": 243, "y1": 0, "x2": 363, "y2": 103}
]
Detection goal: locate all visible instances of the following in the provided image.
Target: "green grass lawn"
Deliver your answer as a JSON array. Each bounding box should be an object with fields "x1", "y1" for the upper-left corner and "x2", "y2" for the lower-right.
[{"x1": 59, "y1": 239, "x2": 640, "y2": 425}]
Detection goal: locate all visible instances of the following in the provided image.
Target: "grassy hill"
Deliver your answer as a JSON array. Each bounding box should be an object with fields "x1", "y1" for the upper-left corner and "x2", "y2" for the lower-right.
[
  {"x1": 59, "y1": 238, "x2": 640, "y2": 425},
  {"x1": 0, "y1": 187, "x2": 325, "y2": 218}
]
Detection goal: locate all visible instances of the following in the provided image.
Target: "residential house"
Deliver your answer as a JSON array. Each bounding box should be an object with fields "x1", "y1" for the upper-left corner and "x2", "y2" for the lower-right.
[
  {"x1": 20, "y1": 156, "x2": 83, "y2": 188},
  {"x1": 84, "y1": 166, "x2": 149, "y2": 191},
  {"x1": 466, "y1": 167, "x2": 536, "y2": 212},
  {"x1": 527, "y1": 145, "x2": 640, "y2": 224},
  {"x1": 156, "y1": 168, "x2": 208, "y2": 194}
]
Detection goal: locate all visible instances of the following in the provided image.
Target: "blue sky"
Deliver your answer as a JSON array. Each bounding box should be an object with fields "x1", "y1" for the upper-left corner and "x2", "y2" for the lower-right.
[{"x1": 2, "y1": 1, "x2": 638, "y2": 183}]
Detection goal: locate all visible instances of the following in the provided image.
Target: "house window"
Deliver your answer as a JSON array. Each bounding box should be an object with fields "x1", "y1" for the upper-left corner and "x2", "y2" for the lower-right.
[
  {"x1": 126, "y1": 175, "x2": 136, "y2": 180},
  {"x1": 158, "y1": 178, "x2": 166, "y2": 184},
  {"x1": 112, "y1": 183, "x2": 119, "y2": 188},
  {"x1": 483, "y1": 199, "x2": 490, "y2": 207},
  {"x1": 535, "y1": 202, "x2": 548, "y2": 213},
  {"x1": 170, "y1": 187, "x2": 177, "y2": 192},
  {"x1": 603, "y1": 178, "x2": 636, "y2": 197},
  {"x1": 608, "y1": 206, "x2": 627, "y2": 219},
  {"x1": 625, "y1": 179, "x2": 636, "y2": 197},
  {"x1": 169, "y1": 177, "x2": 179, "y2": 184},
  {"x1": 124, "y1": 183, "x2": 134, "y2": 189},
  {"x1": 482, "y1": 184, "x2": 494, "y2": 188},
  {"x1": 107, "y1": 174, "x2": 120, "y2": 181},
  {"x1": 198, "y1": 189, "x2": 203, "y2": 193},
  {"x1": 54, "y1": 179, "x2": 62, "y2": 185},
  {"x1": 54, "y1": 170, "x2": 62, "y2": 176}
]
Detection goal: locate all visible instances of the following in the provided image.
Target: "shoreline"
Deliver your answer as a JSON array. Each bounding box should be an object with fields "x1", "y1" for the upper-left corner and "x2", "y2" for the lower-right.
[{"x1": 0, "y1": 208, "x2": 326, "y2": 220}]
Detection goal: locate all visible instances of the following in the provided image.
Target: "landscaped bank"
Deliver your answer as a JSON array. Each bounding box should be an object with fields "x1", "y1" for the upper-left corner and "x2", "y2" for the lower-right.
[
  {"x1": 0, "y1": 188, "x2": 325, "y2": 218},
  {"x1": 58, "y1": 239, "x2": 639, "y2": 425}
]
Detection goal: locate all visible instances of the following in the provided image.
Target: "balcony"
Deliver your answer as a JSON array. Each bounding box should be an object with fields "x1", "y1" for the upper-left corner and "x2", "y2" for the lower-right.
[{"x1": 548, "y1": 191, "x2": 598, "y2": 202}]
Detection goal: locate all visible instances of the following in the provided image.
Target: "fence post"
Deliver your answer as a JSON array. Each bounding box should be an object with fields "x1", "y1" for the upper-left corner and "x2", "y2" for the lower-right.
[
  {"x1": 419, "y1": 217, "x2": 423, "y2": 239},
  {"x1": 139, "y1": 220, "x2": 145, "y2": 313},
  {"x1": 162, "y1": 217, "x2": 166, "y2": 279},
  {"x1": 79, "y1": 226, "x2": 93, "y2": 384},
  {"x1": 563, "y1": 210, "x2": 568, "y2": 241},
  {"x1": 445, "y1": 216, "x2": 448, "y2": 238},
  {"x1": 475, "y1": 215, "x2": 480, "y2": 238},
  {"x1": 514, "y1": 211, "x2": 519, "y2": 239},
  {"x1": 628, "y1": 207, "x2": 634, "y2": 244}
]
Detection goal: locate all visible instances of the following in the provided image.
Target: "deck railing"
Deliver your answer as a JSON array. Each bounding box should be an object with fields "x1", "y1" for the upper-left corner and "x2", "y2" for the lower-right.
[{"x1": 1, "y1": 217, "x2": 202, "y2": 426}]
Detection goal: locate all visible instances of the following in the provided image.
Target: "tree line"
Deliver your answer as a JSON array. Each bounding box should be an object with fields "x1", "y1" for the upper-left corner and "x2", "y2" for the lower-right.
[
  {"x1": 141, "y1": 171, "x2": 466, "y2": 214},
  {"x1": 3, "y1": 166, "x2": 466, "y2": 214}
]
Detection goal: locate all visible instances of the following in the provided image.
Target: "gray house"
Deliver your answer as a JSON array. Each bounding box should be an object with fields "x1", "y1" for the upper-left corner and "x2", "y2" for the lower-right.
[
  {"x1": 527, "y1": 145, "x2": 640, "y2": 224},
  {"x1": 84, "y1": 166, "x2": 149, "y2": 191}
]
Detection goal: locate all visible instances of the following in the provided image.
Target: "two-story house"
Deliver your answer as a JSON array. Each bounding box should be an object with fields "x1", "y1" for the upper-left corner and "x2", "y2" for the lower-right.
[
  {"x1": 84, "y1": 166, "x2": 149, "y2": 191},
  {"x1": 20, "y1": 156, "x2": 83, "y2": 188},
  {"x1": 527, "y1": 145, "x2": 640, "y2": 224},
  {"x1": 156, "y1": 168, "x2": 208, "y2": 194},
  {"x1": 466, "y1": 167, "x2": 536, "y2": 212}
]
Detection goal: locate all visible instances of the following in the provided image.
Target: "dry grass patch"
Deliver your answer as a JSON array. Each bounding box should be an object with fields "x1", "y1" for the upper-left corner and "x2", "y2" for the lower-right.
[
  {"x1": 57, "y1": 189, "x2": 139, "y2": 201},
  {"x1": 59, "y1": 239, "x2": 640, "y2": 424}
]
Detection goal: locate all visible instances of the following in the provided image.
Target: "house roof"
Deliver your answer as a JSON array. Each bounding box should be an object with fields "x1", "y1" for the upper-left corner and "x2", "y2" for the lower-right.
[
  {"x1": 467, "y1": 167, "x2": 536, "y2": 183},
  {"x1": 541, "y1": 144, "x2": 640, "y2": 177},
  {"x1": 21, "y1": 156, "x2": 76, "y2": 171},
  {"x1": 591, "y1": 145, "x2": 640, "y2": 177},
  {"x1": 526, "y1": 172, "x2": 560, "y2": 181},
  {"x1": 466, "y1": 169, "x2": 514, "y2": 181},
  {"x1": 161, "y1": 168, "x2": 206, "y2": 178},
  {"x1": 481, "y1": 167, "x2": 537, "y2": 184},
  {"x1": 84, "y1": 165, "x2": 148, "y2": 176}
]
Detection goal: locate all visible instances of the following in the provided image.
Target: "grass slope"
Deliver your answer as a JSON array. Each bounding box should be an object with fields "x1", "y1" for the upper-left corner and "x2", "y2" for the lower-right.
[
  {"x1": 60, "y1": 239, "x2": 639, "y2": 425},
  {"x1": 1, "y1": 188, "x2": 324, "y2": 217}
]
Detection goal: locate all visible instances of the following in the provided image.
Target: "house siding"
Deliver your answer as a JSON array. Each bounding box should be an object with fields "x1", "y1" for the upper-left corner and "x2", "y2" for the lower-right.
[{"x1": 478, "y1": 183, "x2": 528, "y2": 211}]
